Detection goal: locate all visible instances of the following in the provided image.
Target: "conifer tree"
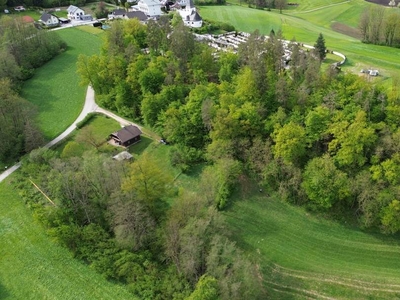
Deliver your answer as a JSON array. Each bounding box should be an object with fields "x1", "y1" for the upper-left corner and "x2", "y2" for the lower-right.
[{"x1": 314, "y1": 33, "x2": 327, "y2": 61}]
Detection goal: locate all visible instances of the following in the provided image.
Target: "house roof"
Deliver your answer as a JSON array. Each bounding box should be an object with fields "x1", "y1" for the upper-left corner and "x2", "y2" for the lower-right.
[
  {"x1": 111, "y1": 125, "x2": 142, "y2": 143},
  {"x1": 139, "y1": 0, "x2": 161, "y2": 6},
  {"x1": 40, "y1": 13, "x2": 57, "y2": 22},
  {"x1": 113, "y1": 8, "x2": 127, "y2": 15},
  {"x1": 191, "y1": 11, "x2": 201, "y2": 21},
  {"x1": 67, "y1": 5, "x2": 83, "y2": 13},
  {"x1": 126, "y1": 11, "x2": 147, "y2": 21}
]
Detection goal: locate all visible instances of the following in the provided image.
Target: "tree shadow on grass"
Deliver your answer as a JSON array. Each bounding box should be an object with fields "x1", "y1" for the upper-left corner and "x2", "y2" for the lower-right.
[
  {"x1": 0, "y1": 281, "x2": 10, "y2": 299},
  {"x1": 128, "y1": 136, "x2": 154, "y2": 156}
]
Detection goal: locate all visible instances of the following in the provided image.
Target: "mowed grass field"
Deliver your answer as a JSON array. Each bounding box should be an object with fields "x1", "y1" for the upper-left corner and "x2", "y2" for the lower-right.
[
  {"x1": 22, "y1": 27, "x2": 104, "y2": 140},
  {"x1": 226, "y1": 194, "x2": 400, "y2": 299},
  {"x1": 199, "y1": 0, "x2": 400, "y2": 85},
  {"x1": 0, "y1": 180, "x2": 135, "y2": 300}
]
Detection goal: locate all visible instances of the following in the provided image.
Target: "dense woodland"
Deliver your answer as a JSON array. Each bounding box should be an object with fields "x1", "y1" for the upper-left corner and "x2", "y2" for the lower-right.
[
  {"x1": 5, "y1": 13, "x2": 400, "y2": 299},
  {"x1": 77, "y1": 17, "x2": 400, "y2": 233},
  {"x1": 359, "y1": 6, "x2": 400, "y2": 47},
  {"x1": 0, "y1": 17, "x2": 65, "y2": 163}
]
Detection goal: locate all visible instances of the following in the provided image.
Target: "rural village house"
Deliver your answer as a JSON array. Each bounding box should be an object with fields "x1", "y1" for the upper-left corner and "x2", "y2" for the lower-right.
[
  {"x1": 67, "y1": 5, "x2": 92, "y2": 21},
  {"x1": 67, "y1": 5, "x2": 84, "y2": 19},
  {"x1": 108, "y1": 8, "x2": 127, "y2": 19},
  {"x1": 39, "y1": 13, "x2": 59, "y2": 27},
  {"x1": 109, "y1": 125, "x2": 142, "y2": 147},
  {"x1": 136, "y1": 0, "x2": 162, "y2": 17},
  {"x1": 108, "y1": 9, "x2": 148, "y2": 21},
  {"x1": 126, "y1": 11, "x2": 148, "y2": 21}
]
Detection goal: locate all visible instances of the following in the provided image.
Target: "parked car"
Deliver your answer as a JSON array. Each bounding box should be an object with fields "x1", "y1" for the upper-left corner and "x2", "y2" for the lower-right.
[{"x1": 14, "y1": 6, "x2": 26, "y2": 11}]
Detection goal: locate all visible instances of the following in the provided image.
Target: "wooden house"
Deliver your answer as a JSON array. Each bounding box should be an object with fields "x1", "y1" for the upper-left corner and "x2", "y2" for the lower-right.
[{"x1": 109, "y1": 125, "x2": 142, "y2": 147}]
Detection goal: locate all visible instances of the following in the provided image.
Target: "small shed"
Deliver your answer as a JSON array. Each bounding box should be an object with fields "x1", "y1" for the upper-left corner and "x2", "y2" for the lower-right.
[
  {"x1": 113, "y1": 151, "x2": 133, "y2": 161},
  {"x1": 110, "y1": 125, "x2": 142, "y2": 147},
  {"x1": 59, "y1": 17, "x2": 71, "y2": 24}
]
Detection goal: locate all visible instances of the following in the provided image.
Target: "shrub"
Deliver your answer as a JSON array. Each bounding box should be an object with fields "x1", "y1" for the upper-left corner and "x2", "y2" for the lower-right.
[{"x1": 75, "y1": 112, "x2": 96, "y2": 129}]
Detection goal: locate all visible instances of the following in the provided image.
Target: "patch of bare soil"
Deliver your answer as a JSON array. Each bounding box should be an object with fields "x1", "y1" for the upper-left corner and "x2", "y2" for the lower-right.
[
  {"x1": 365, "y1": 0, "x2": 391, "y2": 6},
  {"x1": 331, "y1": 22, "x2": 362, "y2": 39}
]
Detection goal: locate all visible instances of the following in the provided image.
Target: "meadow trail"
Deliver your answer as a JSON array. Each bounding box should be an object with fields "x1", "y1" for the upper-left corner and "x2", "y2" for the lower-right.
[
  {"x1": 271, "y1": 264, "x2": 400, "y2": 293},
  {"x1": 290, "y1": 0, "x2": 350, "y2": 14}
]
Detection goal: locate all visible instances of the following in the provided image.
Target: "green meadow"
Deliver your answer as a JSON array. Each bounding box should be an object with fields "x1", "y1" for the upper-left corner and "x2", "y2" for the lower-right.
[
  {"x1": 21, "y1": 27, "x2": 104, "y2": 140},
  {"x1": 226, "y1": 192, "x2": 400, "y2": 299},
  {"x1": 0, "y1": 180, "x2": 134, "y2": 300}
]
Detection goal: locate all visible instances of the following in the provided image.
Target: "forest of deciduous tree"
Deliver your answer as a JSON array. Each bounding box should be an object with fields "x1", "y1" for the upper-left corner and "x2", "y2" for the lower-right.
[
  {"x1": 0, "y1": 17, "x2": 66, "y2": 163},
  {"x1": 8, "y1": 14, "x2": 400, "y2": 299},
  {"x1": 77, "y1": 17, "x2": 400, "y2": 233},
  {"x1": 359, "y1": 6, "x2": 400, "y2": 47}
]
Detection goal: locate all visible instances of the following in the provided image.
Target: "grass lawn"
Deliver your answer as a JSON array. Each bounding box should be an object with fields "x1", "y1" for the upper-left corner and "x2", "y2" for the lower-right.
[
  {"x1": 55, "y1": 114, "x2": 155, "y2": 157},
  {"x1": 225, "y1": 192, "x2": 400, "y2": 299},
  {"x1": 21, "y1": 27, "x2": 103, "y2": 140},
  {"x1": 55, "y1": 114, "x2": 121, "y2": 155},
  {"x1": 0, "y1": 180, "x2": 135, "y2": 300}
]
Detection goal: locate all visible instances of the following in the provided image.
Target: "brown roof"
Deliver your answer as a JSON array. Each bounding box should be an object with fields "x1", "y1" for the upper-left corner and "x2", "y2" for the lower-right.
[{"x1": 111, "y1": 125, "x2": 142, "y2": 143}]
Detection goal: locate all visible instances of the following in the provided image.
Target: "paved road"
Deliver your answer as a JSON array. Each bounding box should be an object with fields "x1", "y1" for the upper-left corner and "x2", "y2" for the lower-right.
[{"x1": 0, "y1": 86, "x2": 139, "y2": 183}]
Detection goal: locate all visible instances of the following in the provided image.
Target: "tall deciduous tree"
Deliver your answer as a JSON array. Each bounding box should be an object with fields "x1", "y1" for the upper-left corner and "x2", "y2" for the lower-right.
[
  {"x1": 187, "y1": 274, "x2": 219, "y2": 300},
  {"x1": 275, "y1": 0, "x2": 287, "y2": 14},
  {"x1": 273, "y1": 121, "x2": 307, "y2": 165},
  {"x1": 109, "y1": 193, "x2": 156, "y2": 251},
  {"x1": 328, "y1": 110, "x2": 377, "y2": 168},
  {"x1": 302, "y1": 154, "x2": 351, "y2": 210},
  {"x1": 122, "y1": 153, "x2": 172, "y2": 212},
  {"x1": 359, "y1": 8, "x2": 371, "y2": 42},
  {"x1": 381, "y1": 199, "x2": 400, "y2": 234},
  {"x1": 0, "y1": 79, "x2": 39, "y2": 162}
]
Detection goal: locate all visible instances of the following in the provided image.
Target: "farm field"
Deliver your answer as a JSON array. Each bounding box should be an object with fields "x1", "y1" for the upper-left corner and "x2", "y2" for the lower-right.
[
  {"x1": 0, "y1": 180, "x2": 135, "y2": 300},
  {"x1": 199, "y1": 0, "x2": 400, "y2": 85},
  {"x1": 226, "y1": 193, "x2": 400, "y2": 299},
  {"x1": 21, "y1": 27, "x2": 103, "y2": 140}
]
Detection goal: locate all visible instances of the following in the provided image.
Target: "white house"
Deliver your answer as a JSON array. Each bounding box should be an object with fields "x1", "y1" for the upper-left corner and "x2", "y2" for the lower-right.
[
  {"x1": 67, "y1": 5, "x2": 84, "y2": 20},
  {"x1": 39, "y1": 13, "x2": 59, "y2": 27},
  {"x1": 137, "y1": 0, "x2": 162, "y2": 17},
  {"x1": 179, "y1": 0, "x2": 202, "y2": 28}
]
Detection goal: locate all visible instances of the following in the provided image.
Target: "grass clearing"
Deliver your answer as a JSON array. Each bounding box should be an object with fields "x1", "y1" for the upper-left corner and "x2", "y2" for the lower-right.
[
  {"x1": 21, "y1": 27, "x2": 103, "y2": 140},
  {"x1": 76, "y1": 25, "x2": 105, "y2": 35},
  {"x1": 0, "y1": 180, "x2": 134, "y2": 300},
  {"x1": 55, "y1": 114, "x2": 121, "y2": 155},
  {"x1": 225, "y1": 191, "x2": 400, "y2": 299}
]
